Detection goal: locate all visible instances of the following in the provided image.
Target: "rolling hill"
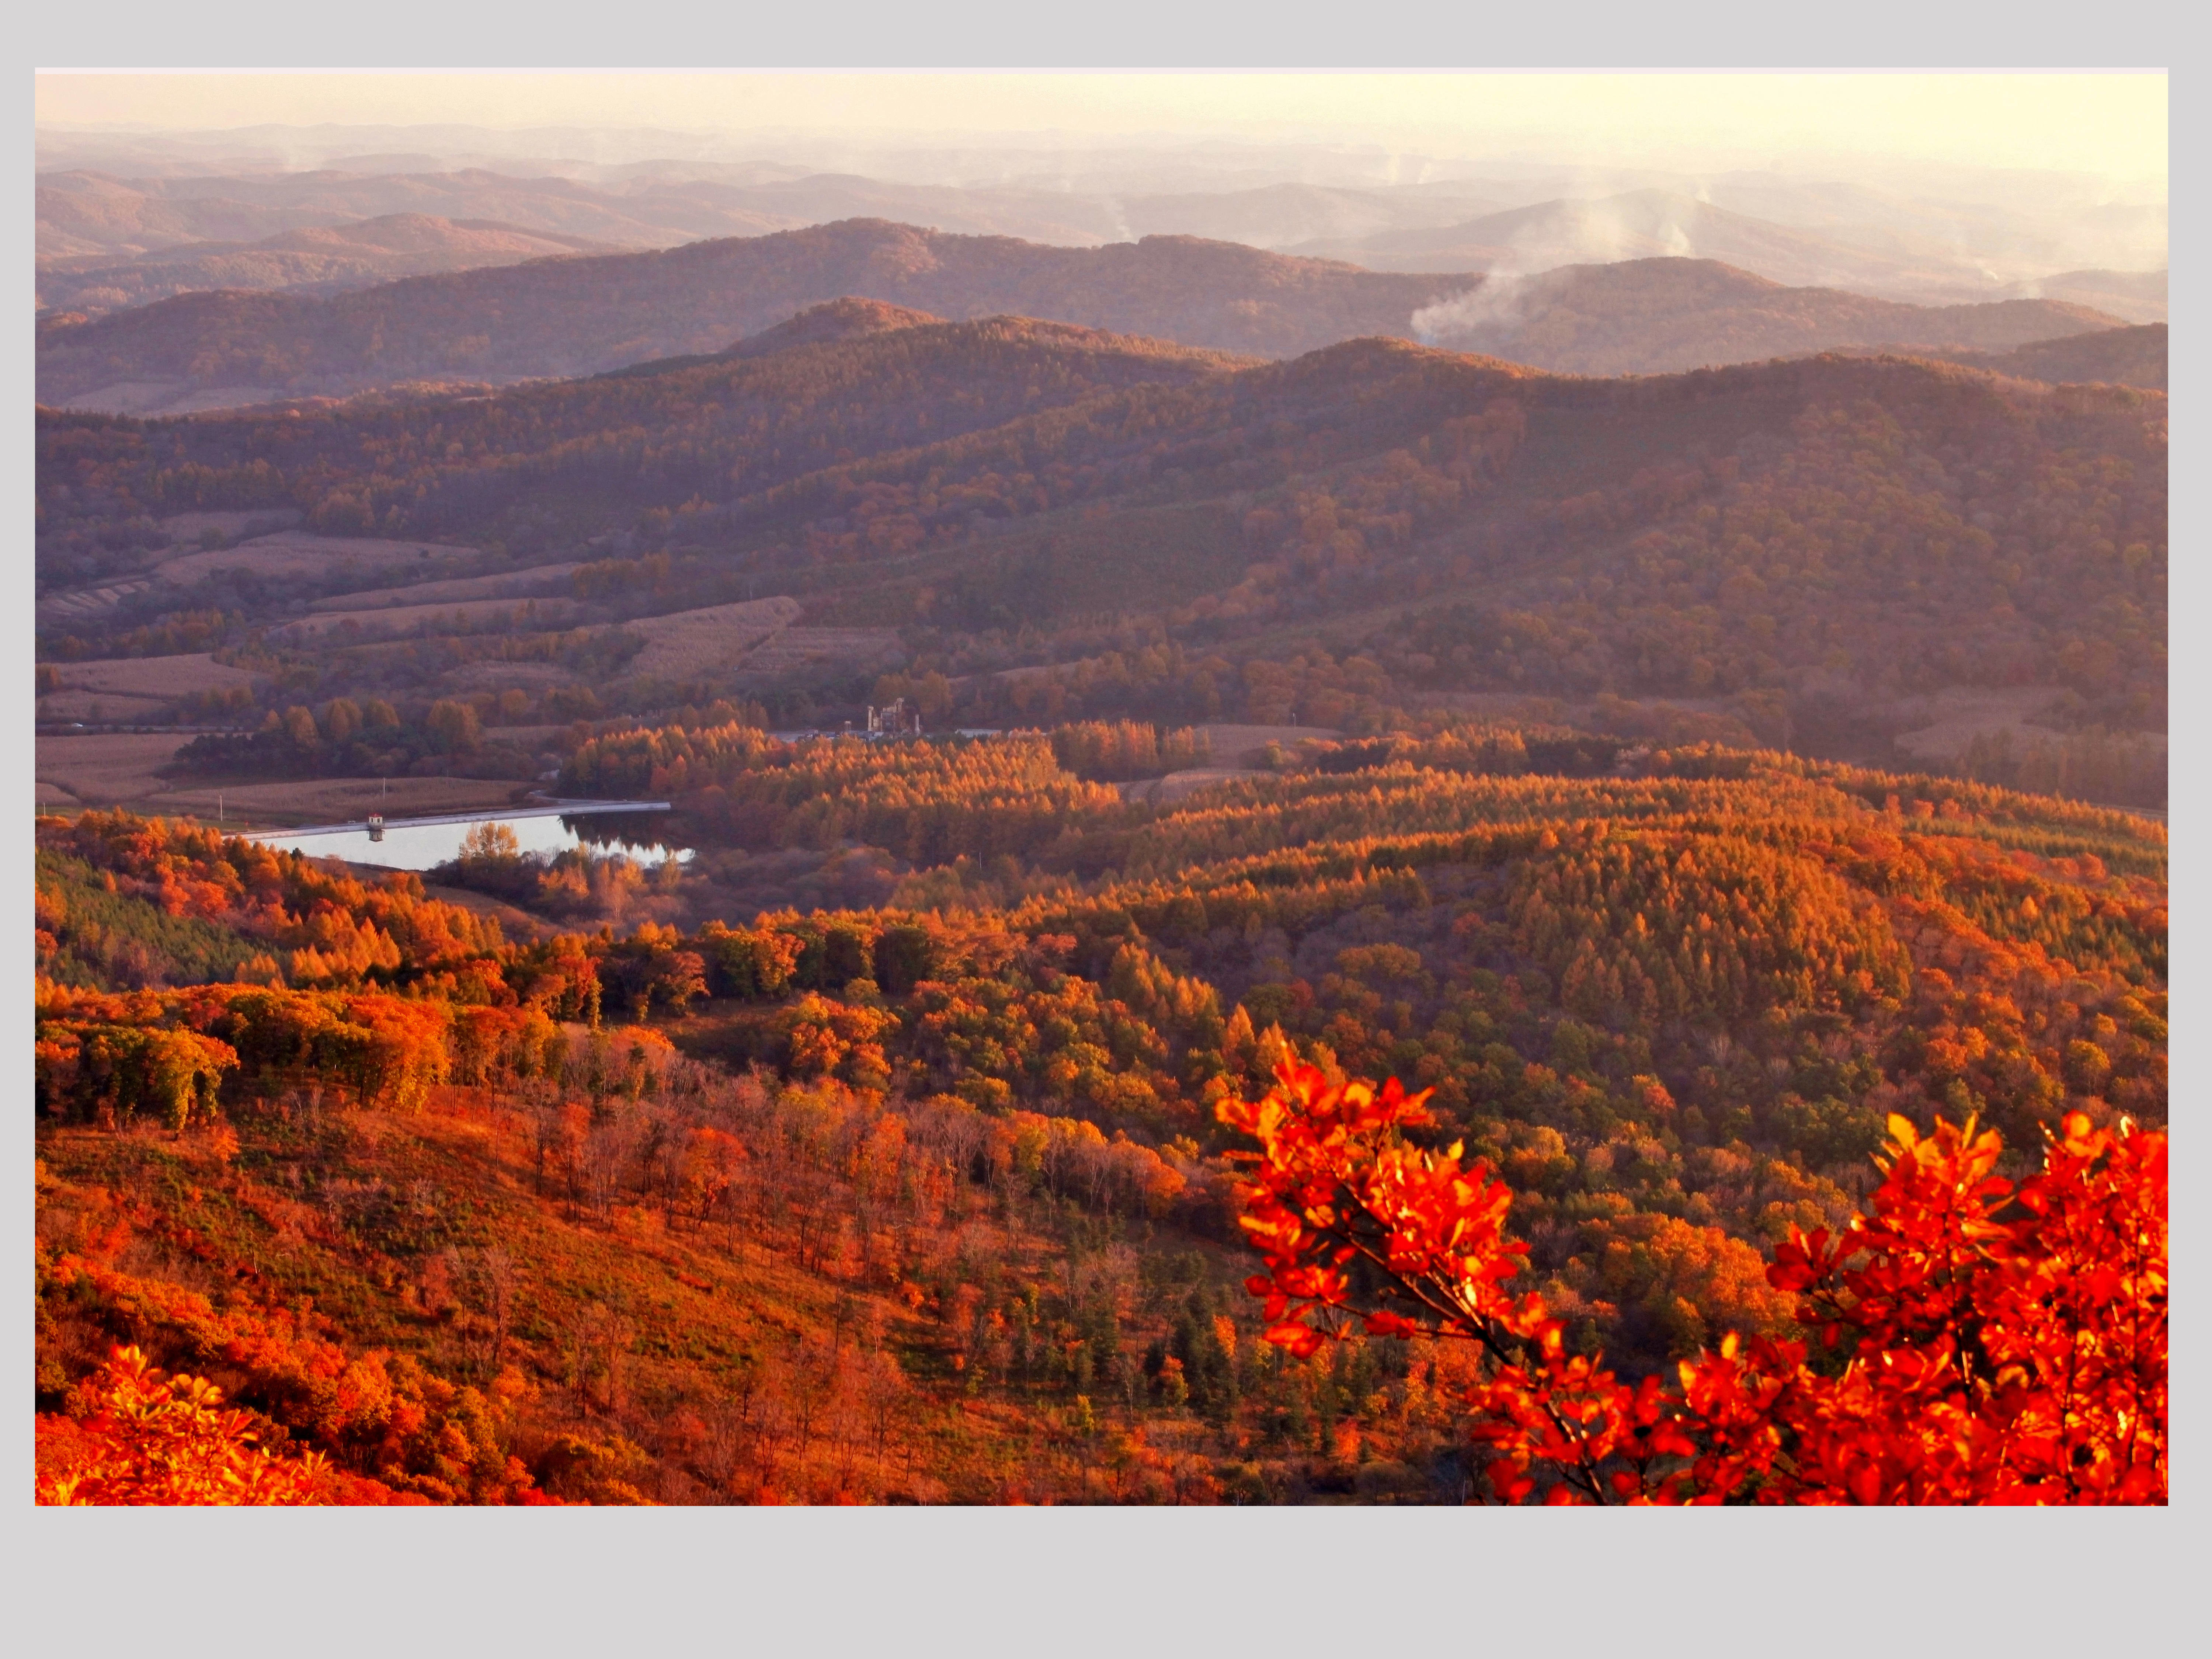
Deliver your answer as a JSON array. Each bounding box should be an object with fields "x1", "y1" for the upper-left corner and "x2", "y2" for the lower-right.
[{"x1": 1873, "y1": 323, "x2": 2167, "y2": 392}]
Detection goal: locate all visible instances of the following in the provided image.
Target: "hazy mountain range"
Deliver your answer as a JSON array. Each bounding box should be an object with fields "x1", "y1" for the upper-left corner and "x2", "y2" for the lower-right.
[
  {"x1": 36, "y1": 212, "x2": 634, "y2": 314},
  {"x1": 31, "y1": 127, "x2": 2167, "y2": 427},
  {"x1": 38, "y1": 143, "x2": 2167, "y2": 322},
  {"x1": 36, "y1": 218, "x2": 2147, "y2": 417}
]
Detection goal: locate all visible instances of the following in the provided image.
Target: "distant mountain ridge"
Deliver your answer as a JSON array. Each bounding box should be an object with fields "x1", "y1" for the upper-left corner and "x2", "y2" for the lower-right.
[
  {"x1": 36, "y1": 166, "x2": 783, "y2": 260},
  {"x1": 32, "y1": 164, "x2": 1140, "y2": 268},
  {"x1": 39, "y1": 222, "x2": 2134, "y2": 420},
  {"x1": 41, "y1": 158, "x2": 2164, "y2": 304},
  {"x1": 35, "y1": 219, "x2": 1468, "y2": 413},
  {"x1": 36, "y1": 212, "x2": 631, "y2": 316}
]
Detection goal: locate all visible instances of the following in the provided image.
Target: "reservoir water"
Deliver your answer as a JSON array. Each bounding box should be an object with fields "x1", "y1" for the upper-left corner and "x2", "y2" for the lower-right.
[{"x1": 244, "y1": 802, "x2": 692, "y2": 872}]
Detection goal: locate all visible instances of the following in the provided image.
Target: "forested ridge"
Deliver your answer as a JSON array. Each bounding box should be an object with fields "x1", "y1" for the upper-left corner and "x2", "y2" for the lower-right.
[
  {"x1": 36, "y1": 718, "x2": 2165, "y2": 1502},
  {"x1": 1860, "y1": 323, "x2": 2167, "y2": 394},
  {"x1": 39, "y1": 317, "x2": 2164, "y2": 798},
  {"x1": 37, "y1": 306, "x2": 1249, "y2": 569}
]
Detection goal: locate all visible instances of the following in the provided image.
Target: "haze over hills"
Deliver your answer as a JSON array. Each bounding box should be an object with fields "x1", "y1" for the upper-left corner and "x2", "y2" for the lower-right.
[
  {"x1": 36, "y1": 213, "x2": 633, "y2": 315},
  {"x1": 1114, "y1": 182, "x2": 1503, "y2": 247},
  {"x1": 1679, "y1": 176, "x2": 2169, "y2": 290},
  {"x1": 36, "y1": 139, "x2": 2167, "y2": 328},
  {"x1": 36, "y1": 220, "x2": 2134, "y2": 417},
  {"x1": 1289, "y1": 188, "x2": 2066, "y2": 299}
]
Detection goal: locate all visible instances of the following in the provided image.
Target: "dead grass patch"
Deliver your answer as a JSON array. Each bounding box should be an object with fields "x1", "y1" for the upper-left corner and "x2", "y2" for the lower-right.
[{"x1": 1885, "y1": 686, "x2": 2087, "y2": 764}]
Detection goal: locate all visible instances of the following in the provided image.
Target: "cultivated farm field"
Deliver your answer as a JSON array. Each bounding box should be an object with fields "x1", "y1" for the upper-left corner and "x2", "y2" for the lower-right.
[
  {"x1": 306, "y1": 560, "x2": 583, "y2": 612},
  {"x1": 273, "y1": 595, "x2": 581, "y2": 642},
  {"x1": 47, "y1": 652, "x2": 257, "y2": 699},
  {"x1": 737, "y1": 626, "x2": 906, "y2": 678},
  {"x1": 623, "y1": 596, "x2": 805, "y2": 679},
  {"x1": 33, "y1": 731, "x2": 192, "y2": 808},
  {"x1": 36, "y1": 690, "x2": 174, "y2": 723},
  {"x1": 152, "y1": 532, "x2": 478, "y2": 587}
]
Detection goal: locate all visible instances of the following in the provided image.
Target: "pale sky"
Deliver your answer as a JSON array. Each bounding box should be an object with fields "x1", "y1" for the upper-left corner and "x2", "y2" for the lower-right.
[{"x1": 34, "y1": 72, "x2": 2168, "y2": 184}]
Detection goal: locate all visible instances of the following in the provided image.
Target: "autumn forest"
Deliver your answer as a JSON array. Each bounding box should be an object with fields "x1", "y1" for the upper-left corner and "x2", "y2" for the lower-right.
[{"x1": 33, "y1": 124, "x2": 2167, "y2": 1507}]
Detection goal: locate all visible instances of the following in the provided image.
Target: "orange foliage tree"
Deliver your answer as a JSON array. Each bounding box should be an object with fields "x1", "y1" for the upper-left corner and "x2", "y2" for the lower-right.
[
  {"x1": 1220, "y1": 1062, "x2": 2165, "y2": 1504},
  {"x1": 36, "y1": 1346, "x2": 383, "y2": 1506}
]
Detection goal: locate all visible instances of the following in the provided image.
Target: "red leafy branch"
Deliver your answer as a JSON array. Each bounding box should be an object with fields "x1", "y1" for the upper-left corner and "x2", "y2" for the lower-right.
[{"x1": 1220, "y1": 1062, "x2": 2165, "y2": 1505}]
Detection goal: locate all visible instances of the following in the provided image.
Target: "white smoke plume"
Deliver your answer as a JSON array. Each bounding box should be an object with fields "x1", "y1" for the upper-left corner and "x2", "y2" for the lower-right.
[
  {"x1": 1411, "y1": 271, "x2": 1538, "y2": 344},
  {"x1": 1410, "y1": 186, "x2": 1705, "y2": 347}
]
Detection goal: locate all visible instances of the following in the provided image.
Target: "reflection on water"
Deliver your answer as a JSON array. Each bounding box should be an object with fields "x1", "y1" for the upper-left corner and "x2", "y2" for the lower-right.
[{"x1": 246, "y1": 806, "x2": 693, "y2": 872}]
